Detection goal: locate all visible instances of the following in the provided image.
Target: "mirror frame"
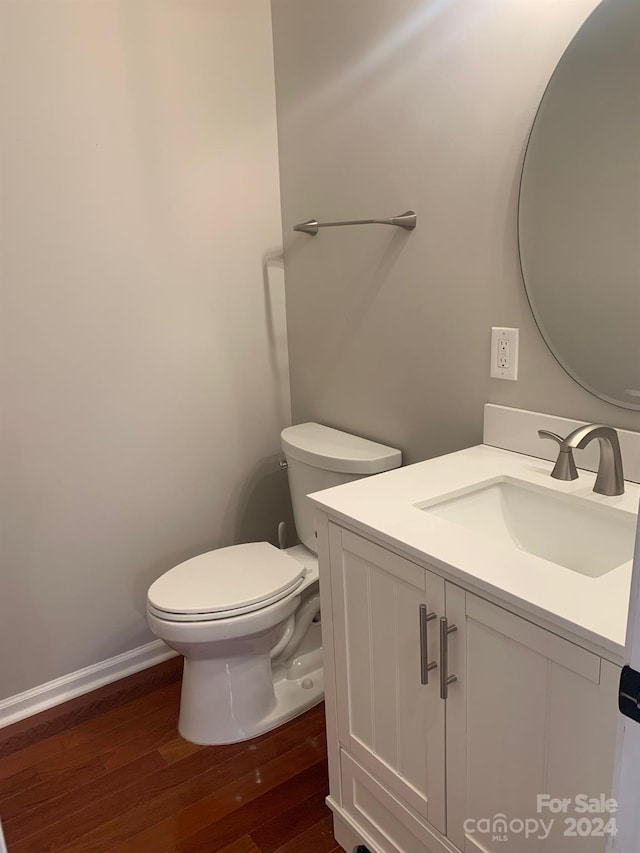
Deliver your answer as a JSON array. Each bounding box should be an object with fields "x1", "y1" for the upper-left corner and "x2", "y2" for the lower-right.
[{"x1": 517, "y1": 0, "x2": 640, "y2": 412}]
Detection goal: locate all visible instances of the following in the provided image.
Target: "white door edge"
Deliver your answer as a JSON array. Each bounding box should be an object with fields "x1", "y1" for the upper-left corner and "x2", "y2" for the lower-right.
[{"x1": 609, "y1": 495, "x2": 640, "y2": 853}]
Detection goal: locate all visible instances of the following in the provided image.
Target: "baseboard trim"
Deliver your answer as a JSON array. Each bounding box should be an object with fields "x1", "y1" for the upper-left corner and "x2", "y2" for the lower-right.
[{"x1": 0, "y1": 640, "x2": 178, "y2": 731}]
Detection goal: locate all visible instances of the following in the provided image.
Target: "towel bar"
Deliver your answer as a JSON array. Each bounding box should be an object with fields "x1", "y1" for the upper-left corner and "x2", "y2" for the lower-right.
[{"x1": 293, "y1": 210, "x2": 416, "y2": 236}]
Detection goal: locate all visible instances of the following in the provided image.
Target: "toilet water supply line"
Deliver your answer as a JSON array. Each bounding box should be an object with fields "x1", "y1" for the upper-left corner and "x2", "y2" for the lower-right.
[{"x1": 269, "y1": 519, "x2": 322, "y2": 663}]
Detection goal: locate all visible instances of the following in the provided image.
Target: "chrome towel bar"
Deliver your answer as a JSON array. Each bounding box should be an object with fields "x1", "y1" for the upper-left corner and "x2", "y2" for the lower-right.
[{"x1": 293, "y1": 210, "x2": 416, "y2": 236}]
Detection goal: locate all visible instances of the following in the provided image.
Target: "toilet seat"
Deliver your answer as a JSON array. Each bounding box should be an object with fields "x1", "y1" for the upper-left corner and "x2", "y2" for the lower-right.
[{"x1": 147, "y1": 542, "x2": 306, "y2": 623}]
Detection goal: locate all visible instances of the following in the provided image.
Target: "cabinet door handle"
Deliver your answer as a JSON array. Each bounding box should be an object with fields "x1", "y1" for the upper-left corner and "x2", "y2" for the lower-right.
[
  {"x1": 439, "y1": 617, "x2": 458, "y2": 700},
  {"x1": 419, "y1": 604, "x2": 437, "y2": 684}
]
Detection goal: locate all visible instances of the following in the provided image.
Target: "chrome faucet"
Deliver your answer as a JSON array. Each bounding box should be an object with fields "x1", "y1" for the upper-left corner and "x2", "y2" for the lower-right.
[{"x1": 538, "y1": 424, "x2": 625, "y2": 496}]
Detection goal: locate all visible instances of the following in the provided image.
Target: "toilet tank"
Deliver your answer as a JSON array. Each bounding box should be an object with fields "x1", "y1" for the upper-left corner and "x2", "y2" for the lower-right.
[{"x1": 280, "y1": 423, "x2": 402, "y2": 554}]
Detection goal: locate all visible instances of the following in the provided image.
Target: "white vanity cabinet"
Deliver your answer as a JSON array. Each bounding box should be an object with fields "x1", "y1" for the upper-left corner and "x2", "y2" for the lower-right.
[
  {"x1": 325, "y1": 523, "x2": 620, "y2": 853},
  {"x1": 329, "y1": 526, "x2": 447, "y2": 834},
  {"x1": 445, "y1": 585, "x2": 620, "y2": 853}
]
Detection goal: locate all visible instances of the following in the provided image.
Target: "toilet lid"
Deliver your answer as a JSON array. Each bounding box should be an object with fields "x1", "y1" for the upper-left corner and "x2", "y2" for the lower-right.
[{"x1": 147, "y1": 542, "x2": 306, "y2": 618}]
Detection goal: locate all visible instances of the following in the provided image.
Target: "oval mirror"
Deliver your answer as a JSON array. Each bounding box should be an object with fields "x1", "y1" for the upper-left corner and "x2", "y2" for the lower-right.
[{"x1": 519, "y1": 0, "x2": 640, "y2": 410}]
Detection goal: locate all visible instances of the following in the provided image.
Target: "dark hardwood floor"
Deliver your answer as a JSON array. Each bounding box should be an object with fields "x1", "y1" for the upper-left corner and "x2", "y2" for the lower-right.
[{"x1": 0, "y1": 660, "x2": 339, "y2": 852}]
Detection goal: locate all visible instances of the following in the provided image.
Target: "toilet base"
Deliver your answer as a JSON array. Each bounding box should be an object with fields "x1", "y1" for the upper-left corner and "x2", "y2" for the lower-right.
[{"x1": 178, "y1": 645, "x2": 324, "y2": 746}]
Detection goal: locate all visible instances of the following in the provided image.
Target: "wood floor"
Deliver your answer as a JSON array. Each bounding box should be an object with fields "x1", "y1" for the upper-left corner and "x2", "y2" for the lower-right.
[{"x1": 0, "y1": 660, "x2": 340, "y2": 852}]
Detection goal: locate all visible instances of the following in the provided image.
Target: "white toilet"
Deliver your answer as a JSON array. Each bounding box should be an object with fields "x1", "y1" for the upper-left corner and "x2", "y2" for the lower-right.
[{"x1": 147, "y1": 423, "x2": 401, "y2": 745}]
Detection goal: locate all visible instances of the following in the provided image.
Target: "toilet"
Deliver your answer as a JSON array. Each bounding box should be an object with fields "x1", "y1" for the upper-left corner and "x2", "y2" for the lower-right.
[{"x1": 147, "y1": 423, "x2": 401, "y2": 745}]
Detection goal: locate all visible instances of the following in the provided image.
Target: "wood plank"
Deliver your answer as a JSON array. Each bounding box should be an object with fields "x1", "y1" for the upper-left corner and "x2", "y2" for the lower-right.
[
  {"x1": 0, "y1": 664, "x2": 331, "y2": 853},
  {"x1": 0, "y1": 756, "x2": 105, "y2": 821},
  {"x1": 249, "y1": 788, "x2": 330, "y2": 853},
  {"x1": 60, "y1": 680, "x2": 182, "y2": 749},
  {"x1": 16, "y1": 707, "x2": 325, "y2": 853},
  {"x1": 45, "y1": 743, "x2": 249, "y2": 852},
  {"x1": 5, "y1": 696, "x2": 177, "y2": 789},
  {"x1": 97, "y1": 710, "x2": 179, "y2": 771},
  {"x1": 176, "y1": 761, "x2": 328, "y2": 852},
  {"x1": 0, "y1": 705, "x2": 179, "y2": 842},
  {"x1": 0, "y1": 680, "x2": 180, "y2": 782},
  {"x1": 109, "y1": 737, "x2": 328, "y2": 853},
  {"x1": 272, "y1": 815, "x2": 337, "y2": 853},
  {"x1": 0, "y1": 765, "x2": 40, "y2": 801},
  {"x1": 218, "y1": 838, "x2": 261, "y2": 853},
  {"x1": 157, "y1": 736, "x2": 203, "y2": 766},
  {"x1": 82, "y1": 712, "x2": 326, "y2": 852},
  {"x1": 0, "y1": 656, "x2": 182, "y2": 759},
  {"x1": 4, "y1": 751, "x2": 166, "y2": 849}
]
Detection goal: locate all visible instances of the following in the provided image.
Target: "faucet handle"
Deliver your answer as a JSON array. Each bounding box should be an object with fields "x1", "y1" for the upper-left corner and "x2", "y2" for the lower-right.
[
  {"x1": 538, "y1": 430, "x2": 578, "y2": 481},
  {"x1": 538, "y1": 430, "x2": 563, "y2": 444}
]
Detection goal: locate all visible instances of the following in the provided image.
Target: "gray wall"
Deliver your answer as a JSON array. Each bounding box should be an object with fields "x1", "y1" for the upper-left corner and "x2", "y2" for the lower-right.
[
  {"x1": 0, "y1": 0, "x2": 291, "y2": 700},
  {"x1": 272, "y1": 0, "x2": 640, "y2": 465}
]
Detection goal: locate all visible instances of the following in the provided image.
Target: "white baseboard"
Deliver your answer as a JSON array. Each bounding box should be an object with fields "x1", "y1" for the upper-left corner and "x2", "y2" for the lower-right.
[{"x1": 0, "y1": 639, "x2": 178, "y2": 731}]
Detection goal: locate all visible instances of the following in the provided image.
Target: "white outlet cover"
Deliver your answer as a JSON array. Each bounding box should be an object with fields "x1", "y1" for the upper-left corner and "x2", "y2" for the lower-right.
[{"x1": 490, "y1": 327, "x2": 519, "y2": 380}]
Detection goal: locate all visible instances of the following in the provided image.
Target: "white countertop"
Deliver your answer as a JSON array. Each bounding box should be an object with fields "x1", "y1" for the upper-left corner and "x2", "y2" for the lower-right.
[{"x1": 309, "y1": 445, "x2": 640, "y2": 660}]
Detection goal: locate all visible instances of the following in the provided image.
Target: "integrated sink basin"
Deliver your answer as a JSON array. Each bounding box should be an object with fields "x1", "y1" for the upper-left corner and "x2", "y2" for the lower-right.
[{"x1": 419, "y1": 476, "x2": 636, "y2": 577}]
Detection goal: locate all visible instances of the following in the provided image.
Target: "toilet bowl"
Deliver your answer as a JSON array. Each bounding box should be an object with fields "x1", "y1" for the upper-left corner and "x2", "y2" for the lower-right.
[
  {"x1": 148, "y1": 542, "x2": 321, "y2": 744},
  {"x1": 147, "y1": 423, "x2": 401, "y2": 745}
]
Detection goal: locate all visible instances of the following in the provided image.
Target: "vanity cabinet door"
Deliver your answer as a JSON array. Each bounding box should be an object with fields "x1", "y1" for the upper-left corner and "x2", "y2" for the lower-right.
[
  {"x1": 445, "y1": 584, "x2": 620, "y2": 853},
  {"x1": 329, "y1": 525, "x2": 446, "y2": 834}
]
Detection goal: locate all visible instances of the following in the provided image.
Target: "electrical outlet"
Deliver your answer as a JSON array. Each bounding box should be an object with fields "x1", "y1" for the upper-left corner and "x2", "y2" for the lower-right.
[{"x1": 491, "y1": 327, "x2": 519, "y2": 380}]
